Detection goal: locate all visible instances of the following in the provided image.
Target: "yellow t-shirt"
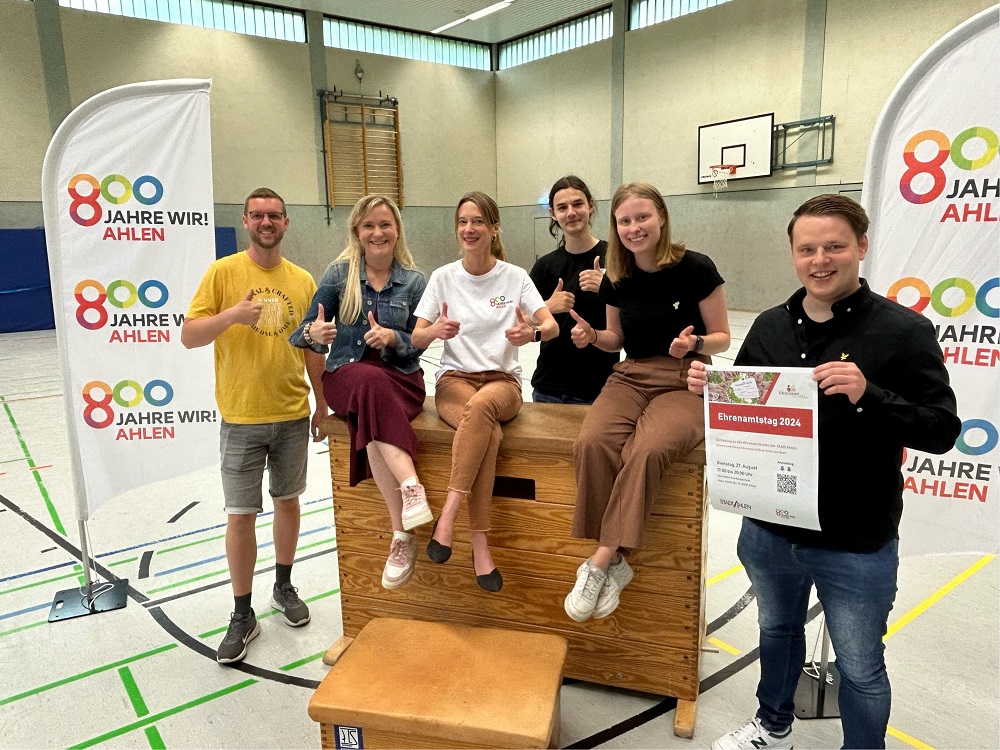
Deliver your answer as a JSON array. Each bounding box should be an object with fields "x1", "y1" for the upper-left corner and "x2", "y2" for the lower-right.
[{"x1": 186, "y1": 251, "x2": 317, "y2": 424}]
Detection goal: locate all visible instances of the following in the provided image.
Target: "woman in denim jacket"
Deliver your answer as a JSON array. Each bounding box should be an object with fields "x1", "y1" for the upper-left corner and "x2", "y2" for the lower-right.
[{"x1": 290, "y1": 195, "x2": 430, "y2": 590}]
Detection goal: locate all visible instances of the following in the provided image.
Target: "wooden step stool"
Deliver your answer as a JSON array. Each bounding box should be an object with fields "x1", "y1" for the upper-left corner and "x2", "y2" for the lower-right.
[{"x1": 308, "y1": 617, "x2": 568, "y2": 749}]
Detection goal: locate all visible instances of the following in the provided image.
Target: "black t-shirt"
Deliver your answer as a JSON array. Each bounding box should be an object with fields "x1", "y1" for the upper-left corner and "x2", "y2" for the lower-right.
[
  {"x1": 529, "y1": 241, "x2": 620, "y2": 401},
  {"x1": 603, "y1": 250, "x2": 724, "y2": 359}
]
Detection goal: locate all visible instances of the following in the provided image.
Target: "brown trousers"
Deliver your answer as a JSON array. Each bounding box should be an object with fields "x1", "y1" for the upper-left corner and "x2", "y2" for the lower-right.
[
  {"x1": 435, "y1": 370, "x2": 523, "y2": 531},
  {"x1": 572, "y1": 355, "x2": 707, "y2": 550}
]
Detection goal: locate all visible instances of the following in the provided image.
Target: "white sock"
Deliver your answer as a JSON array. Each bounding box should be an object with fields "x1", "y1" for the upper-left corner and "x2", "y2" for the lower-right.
[{"x1": 400, "y1": 476, "x2": 418, "y2": 487}]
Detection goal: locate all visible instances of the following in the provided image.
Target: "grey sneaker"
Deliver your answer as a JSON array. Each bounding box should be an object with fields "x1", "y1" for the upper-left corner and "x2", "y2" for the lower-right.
[
  {"x1": 400, "y1": 483, "x2": 432, "y2": 530},
  {"x1": 711, "y1": 718, "x2": 793, "y2": 750},
  {"x1": 270, "y1": 582, "x2": 310, "y2": 627},
  {"x1": 382, "y1": 531, "x2": 417, "y2": 589},
  {"x1": 593, "y1": 555, "x2": 634, "y2": 618},
  {"x1": 564, "y1": 561, "x2": 607, "y2": 622},
  {"x1": 217, "y1": 609, "x2": 260, "y2": 664}
]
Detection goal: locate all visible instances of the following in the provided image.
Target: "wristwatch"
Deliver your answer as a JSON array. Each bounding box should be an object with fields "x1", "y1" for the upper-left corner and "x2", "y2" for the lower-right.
[
  {"x1": 694, "y1": 335, "x2": 704, "y2": 353},
  {"x1": 533, "y1": 328, "x2": 542, "y2": 343}
]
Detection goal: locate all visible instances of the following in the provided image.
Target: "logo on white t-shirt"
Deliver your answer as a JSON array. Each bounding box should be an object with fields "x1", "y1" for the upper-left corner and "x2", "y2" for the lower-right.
[{"x1": 490, "y1": 295, "x2": 511, "y2": 309}]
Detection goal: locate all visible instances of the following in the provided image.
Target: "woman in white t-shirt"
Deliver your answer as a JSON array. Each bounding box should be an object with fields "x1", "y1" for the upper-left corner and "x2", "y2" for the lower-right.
[{"x1": 411, "y1": 191, "x2": 557, "y2": 592}]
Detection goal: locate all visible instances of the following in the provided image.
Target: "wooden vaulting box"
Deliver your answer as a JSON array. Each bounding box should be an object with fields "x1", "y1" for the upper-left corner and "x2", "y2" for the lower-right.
[{"x1": 321, "y1": 399, "x2": 707, "y2": 737}]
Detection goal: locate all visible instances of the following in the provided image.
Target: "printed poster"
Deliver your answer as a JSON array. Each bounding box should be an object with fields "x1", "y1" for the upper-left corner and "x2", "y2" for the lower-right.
[{"x1": 704, "y1": 366, "x2": 820, "y2": 530}]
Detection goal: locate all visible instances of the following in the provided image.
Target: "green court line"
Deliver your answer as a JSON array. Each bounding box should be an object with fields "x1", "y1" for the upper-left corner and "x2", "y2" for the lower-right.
[
  {"x1": 118, "y1": 666, "x2": 149, "y2": 717},
  {"x1": 296, "y1": 535, "x2": 336, "y2": 551},
  {"x1": 198, "y1": 586, "x2": 341, "y2": 639},
  {"x1": 1, "y1": 396, "x2": 66, "y2": 535},
  {"x1": 108, "y1": 556, "x2": 138, "y2": 567},
  {"x1": 0, "y1": 644, "x2": 177, "y2": 707},
  {"x1": 69, "y1": 679, "x2": 257, "y2": 749},
  {"x1": 0, "y1": 619, "x2": 47, "y2": 638},
  {"x1": 280, "y1": 651, "x2": 327, "y2": 671},
  {"x1": 1, "y1": 570, "x2": 85, "y2": 597},
  {"x1": 156, "y1": 509, "x2": 329, "y2": 555},
  {"x1": 144, "y1": 726, "x2": 166, "y2": 750},
  {"x1": 158, "y1": 533, "x2": 226, "y2": 555}
]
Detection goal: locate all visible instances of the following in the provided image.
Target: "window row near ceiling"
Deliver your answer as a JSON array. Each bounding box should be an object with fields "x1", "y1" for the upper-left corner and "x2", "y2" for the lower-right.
[
  {"x1": 58, "y1": 0, "x2": 305, "y2": 42},
  {"x1": 54, "y1": 0, "x2": 729, "y2": 68}
]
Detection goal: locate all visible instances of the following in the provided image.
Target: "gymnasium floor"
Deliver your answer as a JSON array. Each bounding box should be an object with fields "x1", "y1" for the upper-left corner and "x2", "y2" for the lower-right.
[{"x1": 0, "y1": 312, "x2": 996, "y2": 749}]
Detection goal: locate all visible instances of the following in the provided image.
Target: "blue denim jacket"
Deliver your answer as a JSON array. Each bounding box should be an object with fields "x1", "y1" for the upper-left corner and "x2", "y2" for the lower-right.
[{"x1": 289, "y1": 259, "x2": 427, "y2": 374}]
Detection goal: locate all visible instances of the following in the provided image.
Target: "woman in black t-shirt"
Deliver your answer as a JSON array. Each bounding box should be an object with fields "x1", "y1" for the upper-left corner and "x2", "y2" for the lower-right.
[{"x1": 562, "y1": 181, "x2": 731, "y2": 622}]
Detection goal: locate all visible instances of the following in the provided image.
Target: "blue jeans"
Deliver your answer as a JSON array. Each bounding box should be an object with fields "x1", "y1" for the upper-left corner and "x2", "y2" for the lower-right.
[
  {"x1": 737, "y1": 518, "x2": 898, "y2": 750},
  {"x1": 531, "y1": 388, "x2": 593, "y2": 405}
]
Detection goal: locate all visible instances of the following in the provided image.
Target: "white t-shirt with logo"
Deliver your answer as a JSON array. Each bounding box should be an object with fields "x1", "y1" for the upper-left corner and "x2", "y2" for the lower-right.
[{"x1": 415, "y1": 259, "x2": 546, "y2": 381}]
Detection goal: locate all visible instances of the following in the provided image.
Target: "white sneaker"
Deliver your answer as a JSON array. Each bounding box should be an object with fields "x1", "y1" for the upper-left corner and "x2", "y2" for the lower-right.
[
  {"x1": 712, "y1": 718, "x2": 793, "y2": 750},
  {"x1": 400, "y1": 483, "x2": 432, "y2": 530},
  {"x1": 564, "y1": 561, "x2": 607, "y2": 622},
  {"x1": 593, "y1": 555, "x2": 633, "y2": 618},
  {"x1": 381, "y1": 531, "x2": 417, "y2": 589}
]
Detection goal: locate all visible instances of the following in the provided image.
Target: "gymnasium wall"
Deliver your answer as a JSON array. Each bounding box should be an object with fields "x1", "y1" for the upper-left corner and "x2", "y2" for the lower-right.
[{"x1": 1, "y1": 0, "x2": 994, "y2": 309}]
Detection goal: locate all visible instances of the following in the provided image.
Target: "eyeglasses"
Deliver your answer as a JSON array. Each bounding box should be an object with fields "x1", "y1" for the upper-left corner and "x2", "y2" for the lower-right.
[{"x1": 246, "y1": 211, "x2": 285, "y2": 222}]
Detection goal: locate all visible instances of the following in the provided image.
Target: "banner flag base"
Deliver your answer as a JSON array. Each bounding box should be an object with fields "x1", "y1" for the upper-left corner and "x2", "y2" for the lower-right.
[
  {"x1": 48, "y1": 578, "x2": 129, "y2": 622},
  {"x1": 794, "y1": 617, "x2": 841, "y2": 719}
]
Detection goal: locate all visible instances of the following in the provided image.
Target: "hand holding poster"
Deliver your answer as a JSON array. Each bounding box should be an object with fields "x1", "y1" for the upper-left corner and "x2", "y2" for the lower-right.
[{"x1": 704, "y1": 366, "x2": 820, "y2": 529}]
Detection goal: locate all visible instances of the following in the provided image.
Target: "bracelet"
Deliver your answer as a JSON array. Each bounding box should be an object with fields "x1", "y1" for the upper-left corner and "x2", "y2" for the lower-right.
[
  {"x1": 590, "y1": 328, "x2": 598, "y2": 345},
  {"x1": 303, "y1": 321, "x2": 315, "y2": 345}
]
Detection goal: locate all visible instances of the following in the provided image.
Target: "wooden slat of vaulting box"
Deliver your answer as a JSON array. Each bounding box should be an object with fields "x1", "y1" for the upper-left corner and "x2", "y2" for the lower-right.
[
  {"x1": 340, "y1": 597, "x2": 699, "y2": 700},
  {"x1": 321, "y1": 398, "x2": 705, "y2": 701}
]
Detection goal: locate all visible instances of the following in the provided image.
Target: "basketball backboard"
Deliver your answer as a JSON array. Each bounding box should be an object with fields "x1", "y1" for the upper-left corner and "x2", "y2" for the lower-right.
[{"x1": 698, "y1": 113, "x2": 774, "y2": 184}]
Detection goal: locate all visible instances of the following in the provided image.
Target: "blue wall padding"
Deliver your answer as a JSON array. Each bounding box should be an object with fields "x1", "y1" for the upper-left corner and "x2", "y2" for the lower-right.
[
  {"x1": 216, "y1": 226, "x2": 238, "y2": 259},
  {"x1": 0, "y1": 226, "x2": 240, "y2": 333},
  {"x1": 0, "y1": 228, "x2": 53, "y2": 334}
]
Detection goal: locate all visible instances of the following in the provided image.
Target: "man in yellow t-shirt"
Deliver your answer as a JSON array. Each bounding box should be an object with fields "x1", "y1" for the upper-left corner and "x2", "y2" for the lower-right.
[{"x1": 182, "y1": 187, "x2": 327, "y2": 664}]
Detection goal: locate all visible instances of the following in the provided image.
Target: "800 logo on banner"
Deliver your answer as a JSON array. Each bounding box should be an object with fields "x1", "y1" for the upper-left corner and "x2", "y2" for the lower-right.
[
  {"x1": 75, "y1": 279, "x2": 169, "y2": 330},
  {"x1": 900, "y1": 126, "x2": 998, "y2": 204},
  {"x1": 68, "y1": 173, "x2": 163, "y2": 226},
  {"x1": 83, "y1": 379, "x2": 173, "y2": 428}
]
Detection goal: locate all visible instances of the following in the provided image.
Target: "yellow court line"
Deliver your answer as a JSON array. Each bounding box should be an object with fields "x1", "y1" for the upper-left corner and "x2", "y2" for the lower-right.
[
  {"x1": 707, "y1": 637, "x2": 741, "y2": 655},
  {"x1": 886, "y1": 724, "x2": 934, "y2": 750},
  {"x1": 884, "y1": 554, "x2": 996, "y2": 641},
  {"x1": 707, "y1": 563, "x2": 744, "y2": 587}
]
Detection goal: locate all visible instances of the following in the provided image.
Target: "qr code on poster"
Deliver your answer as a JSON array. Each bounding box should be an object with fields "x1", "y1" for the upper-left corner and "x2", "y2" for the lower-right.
[{"x1": 776, "y1": 473, "x2": 798, "y2": 495}]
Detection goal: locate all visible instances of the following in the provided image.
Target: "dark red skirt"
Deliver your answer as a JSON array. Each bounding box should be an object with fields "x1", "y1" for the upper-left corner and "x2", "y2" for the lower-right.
[{"x1": 322, "y1": 357, "x2": 426, "y2": 486}]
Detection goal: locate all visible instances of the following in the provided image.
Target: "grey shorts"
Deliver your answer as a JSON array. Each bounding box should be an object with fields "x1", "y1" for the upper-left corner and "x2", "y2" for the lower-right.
[{"x1": 219, "y1": 417, "x2": 309, "y2": 514}]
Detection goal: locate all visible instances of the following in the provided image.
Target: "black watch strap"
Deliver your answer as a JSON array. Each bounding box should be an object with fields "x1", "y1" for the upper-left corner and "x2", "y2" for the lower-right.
[
  {"x1": 534, "y1": 328, "x2": 542, "y2": 342},
  {"x1": 694, "y1": 335, "x2": 704, "y2": 353}
]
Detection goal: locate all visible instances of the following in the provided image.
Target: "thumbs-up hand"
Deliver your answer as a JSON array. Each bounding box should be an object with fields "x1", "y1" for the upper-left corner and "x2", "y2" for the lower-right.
[
  {"x1": 669, "y1": 325, "x2": 696, "y2": 358},
  {"x1": 232, "y1": 288, "x2": 264, "y2": 326},
  {"x1": 547, "y1": 277, "x2": 575, "y2": 314},
  {"x1": 505, "y1": 306, "x2": 536, "y2": 347},
  {"x1": 578, "y1": 255, "x2": 604, "y2": 293},
  {"x1": 569, "y1": 310, "x2": 597, "y2": 349},
  {"x1": 364, "y1": 310, "x2": 396, "y2": 350},
  {"x1": 431, "y1": 302, "x2": 460, "y2": 341},
  {"x1": 308, "y1": 302, "x2": 337, "y2": 345}
]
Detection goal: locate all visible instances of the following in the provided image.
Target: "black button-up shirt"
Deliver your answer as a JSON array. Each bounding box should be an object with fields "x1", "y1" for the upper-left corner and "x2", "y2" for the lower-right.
[{"x1": 735, "y1": 280, "x2": 961, "y2": 552}]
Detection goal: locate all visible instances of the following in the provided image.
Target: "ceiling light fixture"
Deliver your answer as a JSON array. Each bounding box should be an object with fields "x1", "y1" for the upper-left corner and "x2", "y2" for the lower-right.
[{"x1": 431, "y1": 0, "x2": 514, "y2": 34}]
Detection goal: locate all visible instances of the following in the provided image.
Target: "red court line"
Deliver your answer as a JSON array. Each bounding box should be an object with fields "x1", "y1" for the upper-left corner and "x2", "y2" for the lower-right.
[{"x1": 29, "y1": 465, "x2": 53, "y2": 472}]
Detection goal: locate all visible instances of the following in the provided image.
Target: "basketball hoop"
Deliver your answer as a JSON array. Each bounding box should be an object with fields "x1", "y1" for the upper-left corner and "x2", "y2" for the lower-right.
[{"x1": 710, "y1": 165, "x2": 737, "y2": 196}]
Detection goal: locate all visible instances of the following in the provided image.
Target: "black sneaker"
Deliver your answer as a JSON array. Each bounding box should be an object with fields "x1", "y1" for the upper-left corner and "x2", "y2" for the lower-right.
[
  {"x1": 217, "y1": 609, "x2": 260, "y2": 664},
  {"x1": 270, "y1": 582, "x2": 310, "y2": 627}
]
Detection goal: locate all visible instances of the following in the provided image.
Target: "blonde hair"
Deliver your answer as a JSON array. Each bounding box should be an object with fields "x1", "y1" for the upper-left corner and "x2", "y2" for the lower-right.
[
  {"x1": 455, "y1": 191, "x2": 506, "y2": 262},
  {"x1": 606, "y1": 182, "x2": 685, "y2": 282},
  {"x1": 335, "y1": 195, "x2": 415, "y2": 323}
]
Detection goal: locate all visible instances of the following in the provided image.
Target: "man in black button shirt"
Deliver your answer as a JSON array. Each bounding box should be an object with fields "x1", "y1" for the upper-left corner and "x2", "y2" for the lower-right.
[{"x1": 689, "y1": 195, "x2": 960, "y2": 750}]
